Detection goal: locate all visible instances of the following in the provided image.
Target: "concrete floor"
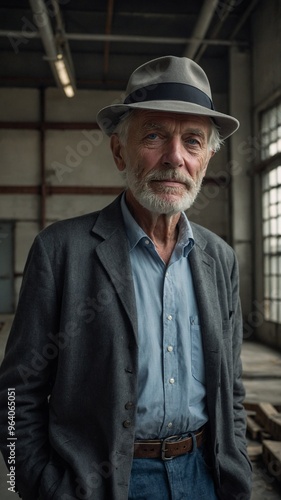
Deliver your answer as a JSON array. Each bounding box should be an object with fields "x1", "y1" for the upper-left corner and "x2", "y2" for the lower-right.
[
  {"x1": 0, "y1": 316, "x2": 281, "y2": 499},
  {"x1": 241, "y1": 342, "x2": 281, "y2": 499}
]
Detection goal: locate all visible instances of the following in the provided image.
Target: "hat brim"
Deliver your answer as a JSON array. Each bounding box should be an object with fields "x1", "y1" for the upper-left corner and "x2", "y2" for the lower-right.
[{"x1": 96, "y1": 100, "x2": 239, "y2": 140}]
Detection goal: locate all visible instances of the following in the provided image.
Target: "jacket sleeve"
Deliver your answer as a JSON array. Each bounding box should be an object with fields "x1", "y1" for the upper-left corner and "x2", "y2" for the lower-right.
[{"x1": 0, "y1": 234, "x2": 60, "y2": 499}]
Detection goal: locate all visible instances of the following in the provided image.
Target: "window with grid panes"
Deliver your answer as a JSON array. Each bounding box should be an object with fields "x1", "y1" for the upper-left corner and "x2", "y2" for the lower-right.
[{"x1": 261, "y1": 102, "x2": 281, "y2": 322}]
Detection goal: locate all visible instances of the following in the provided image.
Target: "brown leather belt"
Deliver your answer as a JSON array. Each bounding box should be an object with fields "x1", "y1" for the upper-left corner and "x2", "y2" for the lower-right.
[{"x1": 134, "y1": 427, "x2": 206, "y2": 460}]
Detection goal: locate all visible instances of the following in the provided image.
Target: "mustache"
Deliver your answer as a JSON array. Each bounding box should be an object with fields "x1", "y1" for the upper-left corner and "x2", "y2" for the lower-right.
[{"x1": 144, "y1": 169, "x2": 196, "y2": 188}]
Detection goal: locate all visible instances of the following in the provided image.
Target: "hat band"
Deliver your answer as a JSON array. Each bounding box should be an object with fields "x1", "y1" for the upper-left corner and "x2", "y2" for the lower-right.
[{"x1": 124, "y1": 82, "x2": 214, "y2": 110}]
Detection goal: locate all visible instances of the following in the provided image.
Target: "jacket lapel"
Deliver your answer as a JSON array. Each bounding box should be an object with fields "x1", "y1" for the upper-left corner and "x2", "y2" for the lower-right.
[
  {"x1": 189, "y1": 225, "x2": 221, "y2": 416},
  {"x1": 91, "y1": 195, "x2": 138, "y2": 342}
]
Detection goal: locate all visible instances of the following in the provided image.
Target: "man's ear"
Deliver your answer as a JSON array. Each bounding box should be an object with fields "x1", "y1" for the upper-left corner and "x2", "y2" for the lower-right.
[{"x1": 110, "y1": 134, "x2": 126, "y2": 171}]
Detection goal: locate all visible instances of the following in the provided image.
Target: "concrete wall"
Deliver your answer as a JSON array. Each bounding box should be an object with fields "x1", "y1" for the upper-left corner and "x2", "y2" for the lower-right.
[
  {"x1": 0, "y1": 88, "x2": 124, "y2": 307},
  {"x1": 0, "y1": 55, "x2": 252, "y2": 313}
]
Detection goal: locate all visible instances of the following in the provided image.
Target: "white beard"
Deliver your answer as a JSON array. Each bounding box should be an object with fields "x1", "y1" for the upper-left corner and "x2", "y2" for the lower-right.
[{"x1": 123, "y1": 166, "x2": 204, "y2": 215}]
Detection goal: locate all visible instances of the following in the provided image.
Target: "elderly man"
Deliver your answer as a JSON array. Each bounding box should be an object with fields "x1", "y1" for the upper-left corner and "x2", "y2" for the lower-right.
[{"x1": 0, "y1": 56, "x2": 252, "y2": 500}]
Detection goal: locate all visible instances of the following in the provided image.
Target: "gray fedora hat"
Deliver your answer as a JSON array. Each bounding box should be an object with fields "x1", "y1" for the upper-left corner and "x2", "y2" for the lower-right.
[{"x1": 96, "y1": 55, "x2": 239, "y2": 140}]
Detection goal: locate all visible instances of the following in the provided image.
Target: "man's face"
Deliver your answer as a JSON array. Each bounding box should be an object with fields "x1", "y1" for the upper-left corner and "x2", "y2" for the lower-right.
[{"x1": 113, "y1": 110, "x2": 214, "y2": 215}]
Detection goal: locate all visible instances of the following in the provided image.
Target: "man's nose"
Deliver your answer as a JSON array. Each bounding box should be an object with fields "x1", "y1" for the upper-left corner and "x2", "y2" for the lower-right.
[{"x1": 161, "y1": 137, "x2": 184, "y2": 168}]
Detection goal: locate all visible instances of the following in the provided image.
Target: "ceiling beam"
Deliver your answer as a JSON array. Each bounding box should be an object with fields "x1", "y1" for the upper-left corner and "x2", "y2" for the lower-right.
[{"x1": 103, "y1": 0, "x2": 115, "y2": 80}]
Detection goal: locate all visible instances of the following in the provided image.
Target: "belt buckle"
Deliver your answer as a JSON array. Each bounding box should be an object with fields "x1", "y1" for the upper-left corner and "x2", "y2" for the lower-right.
[{"x1": 161, "y1": 435, "x2": 178, "y2": 461}]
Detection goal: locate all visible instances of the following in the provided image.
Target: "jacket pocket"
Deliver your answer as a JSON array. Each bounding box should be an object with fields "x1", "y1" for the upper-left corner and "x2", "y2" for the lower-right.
[{"x1": 190, "y1": 316, "x2": 205, "y2": 384}]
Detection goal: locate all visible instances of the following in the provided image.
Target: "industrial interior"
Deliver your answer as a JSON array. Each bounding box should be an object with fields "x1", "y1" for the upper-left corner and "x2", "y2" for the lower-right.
[{"x1": 0, "y1": 0, "x2": 281, "y2": 498}]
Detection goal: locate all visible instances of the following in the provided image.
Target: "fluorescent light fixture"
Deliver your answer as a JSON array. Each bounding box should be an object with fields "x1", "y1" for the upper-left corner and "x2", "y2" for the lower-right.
[
  {"x1": 54, "y1": 59, "x2": 70, "y2": 85},
  {"x1": 54, "y1": 54, "x2": 75, "y2": 98},
  {"x1": 64, "y1": 85, "x2": 75, "y2": 98}
]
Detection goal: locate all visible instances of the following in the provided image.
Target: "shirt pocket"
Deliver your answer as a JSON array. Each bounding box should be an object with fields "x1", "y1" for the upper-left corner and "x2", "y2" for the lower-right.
[{"x1": 190, "y1": 316, "x2": 205, "y2": 384}]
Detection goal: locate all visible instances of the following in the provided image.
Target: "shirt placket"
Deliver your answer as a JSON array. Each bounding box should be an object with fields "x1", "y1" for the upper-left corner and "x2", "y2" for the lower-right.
[{"x1": 161, "y1": 263, "x2": 179, "y2": 436}]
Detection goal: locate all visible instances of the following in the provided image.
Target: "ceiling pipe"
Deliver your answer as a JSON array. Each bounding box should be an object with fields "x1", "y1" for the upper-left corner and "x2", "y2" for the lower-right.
[
  {"x1": 229, "y1": 0, "x2": 260, "y2": 40},
  {"x1": 183, "y1": 0, "x2": 219, "y2": 59},
  {"x1": 1, "y1": 30, "x2": 248, "y2": 47},
  {"x1": 29, "y1": 0, "x2": 57, "y2": 60},
  {"x1": 28, "y1": 0, "x2": 75, "y2": 96},
  {"x1": 194, "y1": 0, "x2": 238, "y2": 62}
]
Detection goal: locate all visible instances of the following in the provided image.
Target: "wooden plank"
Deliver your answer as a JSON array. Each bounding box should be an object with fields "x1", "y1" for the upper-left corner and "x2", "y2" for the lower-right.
[
  {"x1": 245, "y1": 410, "x2": 257, "y2": 418},
  {"x1": 260, "y1": 432, "x2": 272, "y2": 440},
  {"x1": 244, "y1": 401, "x2": 260, "y2": 413},
  {"x1": 255, "y1": 403, "x2": 279, "y2": 430},
  {"x1": 268, "y1": 414, "x2": 281, "y2": 441},
  {"x1": 247, "y1": 415, "x2": 264, "y2": 440},
  {"x1": 247, "y1": 444, "x2": 263, "y2": 461},
  {"x1": 262, "y1": 440, "x2": 281, "y2": 482}
]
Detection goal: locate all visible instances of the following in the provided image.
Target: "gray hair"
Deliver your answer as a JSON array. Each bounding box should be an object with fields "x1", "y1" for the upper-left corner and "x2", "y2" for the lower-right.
[{"x1": 114, "y1": 110, "x2": 223, "y2": 152}]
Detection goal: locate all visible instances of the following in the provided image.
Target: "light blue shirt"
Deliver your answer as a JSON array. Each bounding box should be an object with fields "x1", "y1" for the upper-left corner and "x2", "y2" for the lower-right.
[{"x1": 121, "y1": 194, "x2": 208, "y2": 439}]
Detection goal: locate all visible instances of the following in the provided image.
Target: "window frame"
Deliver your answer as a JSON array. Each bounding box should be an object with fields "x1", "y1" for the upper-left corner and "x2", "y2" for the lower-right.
[{"x1": 259, "y1": 101, "x2": 281, "y2": 324}]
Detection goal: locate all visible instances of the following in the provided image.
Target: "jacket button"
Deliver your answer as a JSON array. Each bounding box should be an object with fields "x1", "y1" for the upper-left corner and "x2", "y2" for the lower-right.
[
  {"x1": 123, "y1": 419, "x2": 131, "y2": 428},
  {"x1": 125, "y1": 401, "x2": 134, "y2": 410}
]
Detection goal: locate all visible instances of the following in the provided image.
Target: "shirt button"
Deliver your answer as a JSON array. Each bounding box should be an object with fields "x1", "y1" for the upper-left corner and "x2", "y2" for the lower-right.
[
  {"x1": 167, "y1": 345, "x2": 173, "y2": 352},
  {"x1": 144, "y1": 239, "x2": 150, "y2": 245},
  {"x1": 169, "y1": 378, "x2": 175, "y2": 384},
  {"x1": 167, "y1": 422, "x2": 173, "y2": 428},
  {"x1": 167, "y1": 315, "x2": 173, "y2": 321},
  {"x1": 123, "y1": 419, "x2": 132, "y2": 428}
]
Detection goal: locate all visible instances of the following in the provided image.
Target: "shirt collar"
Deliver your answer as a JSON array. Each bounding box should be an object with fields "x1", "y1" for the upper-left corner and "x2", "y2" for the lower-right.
[{"x1": 120, "y1": 192, "x2": 194, "y2": 256}]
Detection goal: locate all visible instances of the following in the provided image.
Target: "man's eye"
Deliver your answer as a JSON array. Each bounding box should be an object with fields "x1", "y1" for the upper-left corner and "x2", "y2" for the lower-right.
[
  {"x1": 187, "y1": 138, "x2": 200, "y2": 145},
  {"x1": 146, "y1": 133, "x2": 158, "y2": 140}
]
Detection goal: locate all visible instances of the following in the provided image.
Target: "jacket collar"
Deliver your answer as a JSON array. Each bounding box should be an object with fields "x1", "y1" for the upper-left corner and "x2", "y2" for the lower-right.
[{"x1": 91, "y1": 193, "x2": 125, "y2": 240}]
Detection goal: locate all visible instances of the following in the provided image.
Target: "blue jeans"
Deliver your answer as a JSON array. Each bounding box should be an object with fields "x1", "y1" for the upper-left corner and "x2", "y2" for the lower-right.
[{"x1": 128, "y1": 439, "x2": 218, "y2": 500}]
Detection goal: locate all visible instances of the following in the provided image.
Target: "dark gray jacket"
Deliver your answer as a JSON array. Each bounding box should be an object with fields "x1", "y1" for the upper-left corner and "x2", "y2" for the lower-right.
[{"x1": 0, "y1": 195, "x2": 252, "y2": 499}]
